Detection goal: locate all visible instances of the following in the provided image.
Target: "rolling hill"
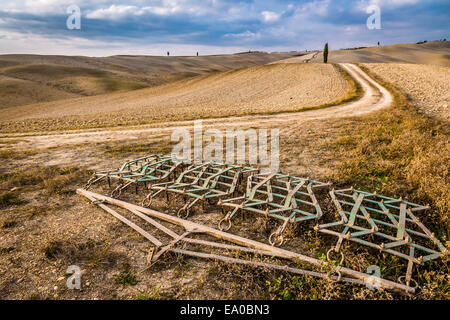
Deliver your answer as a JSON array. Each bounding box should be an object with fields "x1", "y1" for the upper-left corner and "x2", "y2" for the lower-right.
[{"x1": 0, "y1": 51, "x2": 301, "y2": 109}]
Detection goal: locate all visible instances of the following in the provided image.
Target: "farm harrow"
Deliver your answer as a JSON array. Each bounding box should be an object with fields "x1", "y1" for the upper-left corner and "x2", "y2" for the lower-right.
[
  {"x1": 85, "y1": 154, "x2": 185, "y2": 197},
  {"x1": 77, "y1": 188, "x2": 418, "y2": 294},
  {"x1": 315, "y1": 188, "x2": 447, "y2": 288},
  {"x1": 142, "y1": 162, "x2": 258, "y2": 218},
  {"x1": 218, "y1": 173, "x2": 330, "y2": 246},
  {"x1": 82, "y1": 154, "x2": 447, "y2": 293}
]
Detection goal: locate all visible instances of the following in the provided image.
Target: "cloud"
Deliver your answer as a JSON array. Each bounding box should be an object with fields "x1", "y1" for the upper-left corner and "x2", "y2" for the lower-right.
[
  {"x1": 85, "y1": 3, "x2": 189, "y2": 20},
  {"x1": 0, "y1": 0, "x2": 448, "y2": 55},
  {"x1": 86, "y1": 5, "x2": 142, "y2": 20},
  {"x1": 224, "y1": 30, "x2": 260, "y2": 39},
  {"x1": 261, "y1": 11, "x2": 280, "y2": 23},
  {"x1": 298, "y1": 0, "x2": 331, "y2": 17},
  {"x1": 355, "y1": 0, "x2": 421, "y2": 12}
]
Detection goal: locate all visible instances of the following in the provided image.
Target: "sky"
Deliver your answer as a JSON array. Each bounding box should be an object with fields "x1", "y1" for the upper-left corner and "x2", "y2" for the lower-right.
[{"x1": 0, "y1": 0, "x2": 448, "y2": 56}]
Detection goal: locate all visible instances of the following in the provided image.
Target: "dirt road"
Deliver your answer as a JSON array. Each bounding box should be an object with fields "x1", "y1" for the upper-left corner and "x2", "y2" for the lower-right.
[{"x1": 2, "y1": 63, "x2": 392, "y2": 150}]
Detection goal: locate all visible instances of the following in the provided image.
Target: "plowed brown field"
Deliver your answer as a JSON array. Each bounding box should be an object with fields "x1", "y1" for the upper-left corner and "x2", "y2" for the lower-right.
[
  {"x1": 362, "y1": 63, "x2": 449, "y2": 121},
  {"x1": 0, "y1": 63, "x2": 349, "y2": 132}
]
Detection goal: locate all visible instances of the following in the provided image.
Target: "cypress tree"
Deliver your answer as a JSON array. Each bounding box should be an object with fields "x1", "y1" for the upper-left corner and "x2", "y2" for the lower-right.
[{"x1": 323, "y1": 42, "x2": 328, "y2": 63}]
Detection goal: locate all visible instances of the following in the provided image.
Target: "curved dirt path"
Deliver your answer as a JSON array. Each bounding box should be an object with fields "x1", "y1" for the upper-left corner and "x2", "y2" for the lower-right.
[{"x1": 2, "y1": 63, "x2": 392, "y2": 150}]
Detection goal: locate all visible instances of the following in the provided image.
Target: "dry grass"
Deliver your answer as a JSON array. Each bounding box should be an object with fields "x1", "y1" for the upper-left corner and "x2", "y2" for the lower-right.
[
  {"x1": 329, "y1": 69, "x2": 449, "y2": 216},
  {"x1": 0, "y1": 75, "x2": 78, "y2": 109},
  {"x1": 0, "y1": 65, "x2": 150, "y2": 109},
  {"x1": 102, "y1": 139, "x2": 176, "y2": 158},
  {"x1": 0, "y1": 165, "x2": 92, "y2": 198}
]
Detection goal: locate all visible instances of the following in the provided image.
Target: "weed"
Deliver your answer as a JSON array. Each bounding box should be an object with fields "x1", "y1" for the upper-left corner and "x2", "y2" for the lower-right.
[
  {"x1": 136, "y1": 286, "x2": 161, "y2": 300},
  {"x1": 115, "y1": 265, "x2": 138, "y2": 286}
]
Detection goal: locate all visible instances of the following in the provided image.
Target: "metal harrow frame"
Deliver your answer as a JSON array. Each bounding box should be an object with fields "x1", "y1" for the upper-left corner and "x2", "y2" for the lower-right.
[
  {"x1": 143, "y1": 162, "x2": 258, "y2": 218},
  {"x1": 315, "y1": 188, "x2": 447, "y2": 288},
  {"x1": 82, "y1": 154, "x2": 448, "y2": 292},
  {"x1": 78, "y1": 188, "x2": 417, "y2": 294},
  {"x1": 218, "y1": 173, "x2": 330, "y2": 246},
  {"x1": 85, "y1": 155, "x2": 185, "y2": 197}
]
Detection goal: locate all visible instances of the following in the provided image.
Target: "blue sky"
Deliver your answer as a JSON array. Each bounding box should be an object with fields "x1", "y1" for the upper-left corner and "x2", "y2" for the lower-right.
[{"x1": 0, "y1": 0, "x2": 448, "y2": 56}]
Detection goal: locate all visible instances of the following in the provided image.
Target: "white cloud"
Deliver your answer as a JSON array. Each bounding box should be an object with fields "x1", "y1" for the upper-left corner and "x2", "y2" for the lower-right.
[
  {"x1": 1, "y1": 0, "x2": 89, "y2": 14},
  {"x1": 299, "y1": 0, "x2": 331, "y2": 17},
  {"x1": 85, "y1": 1, "x2": 224, "y2": 20},
  {"x1": 261, "y1": 11, "x2": 280, "y2": 23},
  {"x1": 0, "y1": 29, "x2": 255, "y2": 56},
  {"x1": 355, "y1": 0, "x2": 421, "y2": 12},
  {"x1": 223, "y1": 30, "x2": 260, "y2": 39},
  {"x1": 86, "y1": 5, "x2": 144, "y2": 20}
]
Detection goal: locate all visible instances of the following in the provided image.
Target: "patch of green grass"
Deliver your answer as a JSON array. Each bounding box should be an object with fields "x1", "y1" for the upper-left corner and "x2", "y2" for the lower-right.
[
  {"x1": 135, "y1": 286, "x2": 161, "y2": 300},
  {"x1": 115, "y1": 265, "x2": 138, "y2": 286},
  {"x1": 59, "y1": 166, "x2": 79, "y2": 175}
]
